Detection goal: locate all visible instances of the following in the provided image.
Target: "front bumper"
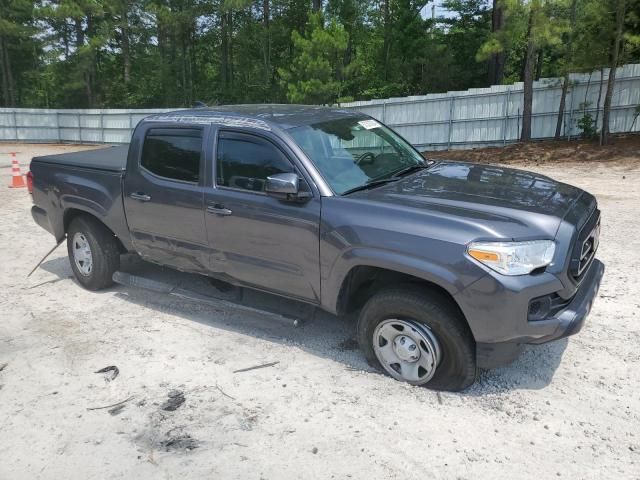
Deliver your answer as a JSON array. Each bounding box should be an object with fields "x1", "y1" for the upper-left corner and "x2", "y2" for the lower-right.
[
  {"x1": 458, "y1": 259, "x2": 604, "y2": 369},
  {"x1": 526, "y1": 259, "x2": 604, "y2": 344}
]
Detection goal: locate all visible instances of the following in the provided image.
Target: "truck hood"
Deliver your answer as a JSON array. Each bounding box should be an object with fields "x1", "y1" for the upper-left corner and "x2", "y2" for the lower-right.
[{"x1": 352, "y1": 161, "x2": 586, "y2": 239}]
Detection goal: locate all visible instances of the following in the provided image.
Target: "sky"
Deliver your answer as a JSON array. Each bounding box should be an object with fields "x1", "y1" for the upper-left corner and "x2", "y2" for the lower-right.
[{"x1": 421, "y1": 0, "x2": 462, "y2": 20}]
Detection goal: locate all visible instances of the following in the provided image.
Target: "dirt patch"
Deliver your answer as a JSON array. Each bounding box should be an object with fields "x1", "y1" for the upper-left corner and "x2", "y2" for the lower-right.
[
  {"x1": 424, "y1": 134, "x2": 640, "y2": 168},
  {"x1": 160, "y1": 433, "x2": 200, "y2": 452}
]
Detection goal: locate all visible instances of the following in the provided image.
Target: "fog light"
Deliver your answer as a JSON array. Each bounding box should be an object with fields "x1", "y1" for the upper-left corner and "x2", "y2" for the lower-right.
[
  {"x1": 528, "y1": 296, "x2": 551, "y2": 321},
  {"x1": 528, "y1": 293, "x2": 572, "y2": 321}
]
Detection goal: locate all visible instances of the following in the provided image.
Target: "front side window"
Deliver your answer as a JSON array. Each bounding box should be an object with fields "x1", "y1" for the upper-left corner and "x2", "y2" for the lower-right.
[
  {"x1": 216, "y1": 132, "x2": 294, "y2": 192},
  {"x1": 288, "y1": 117, "x2": 426, "y2": 194},
  {"x1": 141, "y1": 128, "x2": 202, "y2": 182}
]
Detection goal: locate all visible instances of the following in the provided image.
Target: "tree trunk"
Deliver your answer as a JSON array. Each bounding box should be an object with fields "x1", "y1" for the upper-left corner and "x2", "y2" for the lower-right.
[
  {"x1": 75, "y1": 19, "x2": 85, "y2": 48},
  {"x1": 157, "y1": 18, "x2": 169, "y2": 106},
  {"x1": 228, "y1": 11, "x2": 233, "y2": 90},
  {"x1": 0, "y1": 35, "x2": 16, "y2": 106},
  {"x1": 263, "y1": 0, "x2": 271, "y2": 95},
  {"x1": 221, "y1": 10, "x2": 234, "y2": 98},
  {"x1": 602, "y1": 0, "x2": 625, "y2": 145},
  {"x1": 521, "y1": 5, "x2": 538, "y2": 142},
  {"x1": 85, "y1": 14, "x2": 96, "y2": 107},
  {"x1": 382, "y1": 0, "x2": 391, "y2": 79},
  {"x1": 344, "y1": 35, "x2": 353, "y2": 72},
  {"x1": 583, "y1": 71, "x2": 592, "y2": 114},
  {"x1": 595, "y1": 68, "x2": 604, "y2": 127},
  {"x1": 488, "y1": 0, "x2": 505, "y2": 85},
  {"x1": 84, "y1": 73, "x2": 93, "y2": 107},
  {"x1": 181, "y1": 39, "x2": 188, "y2": 106},
  {"x1": 63, "y1": 23, "x2": 70, "y2": 58},
  {"x1": 122, "y1": 2, "x2": 131, "y2": 89},
  {"x1": 0, "y1": 36, "x2": 6, "y2": 105},
  {"x1": 555, "y1": 74, "x2": 569, "y2": 139},
  {"x1": 189, "y1": 29, "x2": 196, "y2": 104},
  {"x1": 221, "y1": 11, "x2": 229, "y2": 94},
  {"x1": 312, "y1": 0, "x2": 321, "y2": 12},
  {"x1": 601, "y1": 66, "x2": 618, "y2": 145},
  {"x1": 535, "y1": 49, "x2": 544, "y2": 80},
  {"x1": 554, "y1": 0, "x2": 577, "y2": 139}
]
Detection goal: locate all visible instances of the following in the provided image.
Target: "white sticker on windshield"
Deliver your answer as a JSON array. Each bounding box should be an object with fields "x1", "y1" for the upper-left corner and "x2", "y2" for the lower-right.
[{"x1": 358, "y1": 119, "x2": 382, "y2": 130}]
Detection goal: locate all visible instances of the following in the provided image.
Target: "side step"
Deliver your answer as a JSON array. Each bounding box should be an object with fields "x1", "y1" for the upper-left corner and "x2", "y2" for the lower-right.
[{"x1": 112, "y1": 271, "x2": 302, "y2": 326}]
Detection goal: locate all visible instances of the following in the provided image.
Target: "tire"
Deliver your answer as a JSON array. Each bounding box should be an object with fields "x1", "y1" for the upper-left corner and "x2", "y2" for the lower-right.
[
  {"x1": 357, "y1": 285, "x2": 476, "y2": 391},
  {"x1": 67, "y1": 215, "x2": 120, "y2": 291}
]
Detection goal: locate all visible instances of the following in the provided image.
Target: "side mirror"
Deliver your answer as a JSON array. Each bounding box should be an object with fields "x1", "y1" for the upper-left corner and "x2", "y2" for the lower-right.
[{"x1": 265, "y1": 173, "x2": 299, "y2": 195}]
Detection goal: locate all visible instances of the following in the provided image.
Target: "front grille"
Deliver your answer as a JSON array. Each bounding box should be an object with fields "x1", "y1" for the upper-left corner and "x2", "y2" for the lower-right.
[{"x1": 570, "y1": 209, "x2": 600, "y2": 281}]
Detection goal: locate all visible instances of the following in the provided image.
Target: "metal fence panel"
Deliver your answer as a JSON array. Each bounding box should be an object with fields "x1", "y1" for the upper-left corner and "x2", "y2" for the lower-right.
[
  {"x1": 341, "y1": 63, "x2": 640, "y2": 149},
  {"x1": 0, "y1": 65, "x2": 638, "y2": 149}
]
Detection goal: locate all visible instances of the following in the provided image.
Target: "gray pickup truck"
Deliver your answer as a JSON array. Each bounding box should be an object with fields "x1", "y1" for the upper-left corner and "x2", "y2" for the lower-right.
[{"x1": 29, "y1": 105, "x2": 604, "y2": 391}]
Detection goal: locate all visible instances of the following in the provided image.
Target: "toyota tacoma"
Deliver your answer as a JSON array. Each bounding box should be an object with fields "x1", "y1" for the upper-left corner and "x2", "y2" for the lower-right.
[{"x1": 29, "y1": 105, "x2": 604, "y2": 391}]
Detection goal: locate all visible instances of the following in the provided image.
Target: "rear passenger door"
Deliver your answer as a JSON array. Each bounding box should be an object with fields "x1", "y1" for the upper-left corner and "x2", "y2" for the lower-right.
[
  {"x1": 123, "y1": 125, "x2": 209, "y2": 273},
  {"x1": 204, "y1": 129, "x2": 321, "y2": 303}
]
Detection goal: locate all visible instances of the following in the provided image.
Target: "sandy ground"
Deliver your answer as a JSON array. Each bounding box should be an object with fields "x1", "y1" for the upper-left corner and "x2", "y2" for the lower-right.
[{"x1": 0, "y1": 143, "x2": 639, "y2": 479}]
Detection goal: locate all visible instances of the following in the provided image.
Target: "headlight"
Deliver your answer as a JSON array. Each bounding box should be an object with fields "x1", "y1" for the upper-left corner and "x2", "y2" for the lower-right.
[{"x1": 467, "y1": 240, "x2": 555, "y2": 276}]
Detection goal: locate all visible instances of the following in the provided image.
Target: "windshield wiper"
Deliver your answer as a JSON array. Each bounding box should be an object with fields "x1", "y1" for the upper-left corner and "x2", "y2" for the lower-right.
[
  {"x1": 341, "y1": 160, "x2": 437, "y2": 196},
  {"x1": 341, "y1": 178, "x2": 399, "y2": 196},
  {"x1": 391, "y1": 160, "x2": 435, "y2": 179}
]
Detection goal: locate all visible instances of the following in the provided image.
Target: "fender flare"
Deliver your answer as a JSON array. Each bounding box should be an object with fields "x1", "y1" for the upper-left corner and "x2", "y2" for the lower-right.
[
  {"x1": 60, "y1": 202, "x2": 132, "y2": 251},
  {"x1": 322, "y1": 247, "x2": 465, "y2": 315}
]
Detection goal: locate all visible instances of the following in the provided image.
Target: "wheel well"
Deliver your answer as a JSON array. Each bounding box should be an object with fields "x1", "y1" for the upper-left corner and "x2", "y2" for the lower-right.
[
  {"x1": 63, "y1": 209, "x2": 127, "y2": 253},
  {"x1": 336, "y1": 266, "x2": 472, "y2": 334}
]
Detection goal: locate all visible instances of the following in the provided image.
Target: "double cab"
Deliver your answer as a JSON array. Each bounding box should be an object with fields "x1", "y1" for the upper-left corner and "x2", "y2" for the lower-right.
[{"x1": 29, "y1": 105, "x2": 604, "y2": 390}]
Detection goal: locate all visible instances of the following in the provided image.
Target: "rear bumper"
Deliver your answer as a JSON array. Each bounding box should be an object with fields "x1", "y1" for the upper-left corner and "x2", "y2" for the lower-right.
[{"x1": 475, "y1": 259, "x2": 604, "y2": 369}]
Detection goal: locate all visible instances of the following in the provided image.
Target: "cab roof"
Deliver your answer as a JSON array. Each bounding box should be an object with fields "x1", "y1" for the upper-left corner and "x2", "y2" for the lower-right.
[{"x1": 142, "y1": 104, "x2": 365, "y2": 131}]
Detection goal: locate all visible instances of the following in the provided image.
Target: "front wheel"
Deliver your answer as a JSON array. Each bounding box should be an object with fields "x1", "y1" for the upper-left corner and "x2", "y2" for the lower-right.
[
  {"x1": 67, "y1": 216, "x2": 120, "y2": 290},
  {"x1": 357, "y1": 286, "x2": 477, "y2": 391}
]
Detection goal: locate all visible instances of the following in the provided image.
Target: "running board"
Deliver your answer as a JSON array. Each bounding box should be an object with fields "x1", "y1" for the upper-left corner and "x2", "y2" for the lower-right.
[{"x1": 112, "y1": 271, "x2": 302, "y2": 325}]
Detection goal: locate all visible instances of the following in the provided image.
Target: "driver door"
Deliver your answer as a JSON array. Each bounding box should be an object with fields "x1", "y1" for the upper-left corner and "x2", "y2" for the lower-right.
[{"x1": 204, "y1": 129, "x2": 321, "y2": 303}]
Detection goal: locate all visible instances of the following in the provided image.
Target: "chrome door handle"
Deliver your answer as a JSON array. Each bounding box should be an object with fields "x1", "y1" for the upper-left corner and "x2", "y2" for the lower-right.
[
  {"x1": 130, "y1": 192, "x2": 151, "y2": 202},
  {"x1": 207, "y1": 205, "x2": 232, "y2": 216}
]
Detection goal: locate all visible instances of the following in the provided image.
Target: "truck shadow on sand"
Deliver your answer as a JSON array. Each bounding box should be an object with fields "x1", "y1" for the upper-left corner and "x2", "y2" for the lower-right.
[{"x1": 39, "y1": 254, "x2": 568, "y2": 395}]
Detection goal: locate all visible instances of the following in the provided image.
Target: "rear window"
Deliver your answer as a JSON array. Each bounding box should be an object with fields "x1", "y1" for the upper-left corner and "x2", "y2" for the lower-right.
[{"x1": 141, "y1": 128, "x2": 202, "y2": 182}]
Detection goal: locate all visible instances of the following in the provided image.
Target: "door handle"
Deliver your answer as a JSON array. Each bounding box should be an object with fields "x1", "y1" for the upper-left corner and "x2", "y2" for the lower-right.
[
  {"x1": 207, "y1": 205, "x2": 232, "y2": 216},
  {"x1": 130, "y1": 192, "x2": 151, "y2": 202}
]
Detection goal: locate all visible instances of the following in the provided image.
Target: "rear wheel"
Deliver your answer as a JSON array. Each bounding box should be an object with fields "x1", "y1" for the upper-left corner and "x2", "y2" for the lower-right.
[
  {"x1": 357, "y1": 286, "x2": 477, "y2": 391},
  {"x1": 67, "y1": 216, "x2": 120, "y2": 290}
]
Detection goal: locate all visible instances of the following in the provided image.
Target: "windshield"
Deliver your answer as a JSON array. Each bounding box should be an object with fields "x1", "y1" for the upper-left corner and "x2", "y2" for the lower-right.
[{"x1": 288, "y1": 117, "x2": 426, "y2": 194}]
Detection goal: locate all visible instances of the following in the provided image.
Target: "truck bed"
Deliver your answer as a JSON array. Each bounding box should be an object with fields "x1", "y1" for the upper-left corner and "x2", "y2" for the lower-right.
[
  {"x1": 31, "y1": 145, "x2": 129, "y2": 172},
  {"x1": 29, "y1": 144, "x2": 132, "y2": 248}
]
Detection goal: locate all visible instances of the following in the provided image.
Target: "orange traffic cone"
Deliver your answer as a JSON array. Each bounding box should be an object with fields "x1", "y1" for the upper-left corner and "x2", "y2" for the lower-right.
[{"x1": 8, "y1": 153, "x2": 26, "y2": 188}]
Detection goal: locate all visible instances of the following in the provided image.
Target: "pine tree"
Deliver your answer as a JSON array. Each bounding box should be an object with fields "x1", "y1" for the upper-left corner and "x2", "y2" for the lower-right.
[{"x1": 278, "y1": 12, "x2": 348, "y2": 104}]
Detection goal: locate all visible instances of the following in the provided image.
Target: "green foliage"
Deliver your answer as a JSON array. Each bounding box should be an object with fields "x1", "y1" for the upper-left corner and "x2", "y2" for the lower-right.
[
  {"x1": 0, "y1": 0, "x2": 40, "y2": 106},
  {"x1": 477, "y1": 0, "x2": 568, "y2": 79},
  {"x1": 441, "y1": 0, "x2": 492, "y2": 90},
  {"x1": 278, "y1": 13, "x2": 348, "y2": 104},
  {"x1": 577, "y1": 112, "x2": 597, "y2": 138},
  {"x1": 0, "y1": 0, "x2": 639, "y2": 108}
]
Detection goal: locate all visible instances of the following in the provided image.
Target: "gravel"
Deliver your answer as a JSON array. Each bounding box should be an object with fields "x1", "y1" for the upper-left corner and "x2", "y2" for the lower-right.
[{"x1": 0, "y1": 143, "x2": 638, "y2": 479}]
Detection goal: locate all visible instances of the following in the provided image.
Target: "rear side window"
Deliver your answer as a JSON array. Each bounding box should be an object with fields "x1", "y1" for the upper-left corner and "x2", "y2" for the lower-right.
[
  {"x1": 141, "y1": 128, "x2": 202, "y2": 182},
  {"x1": 216, "y1": 132, "x2": 294, "y2": 192}
]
